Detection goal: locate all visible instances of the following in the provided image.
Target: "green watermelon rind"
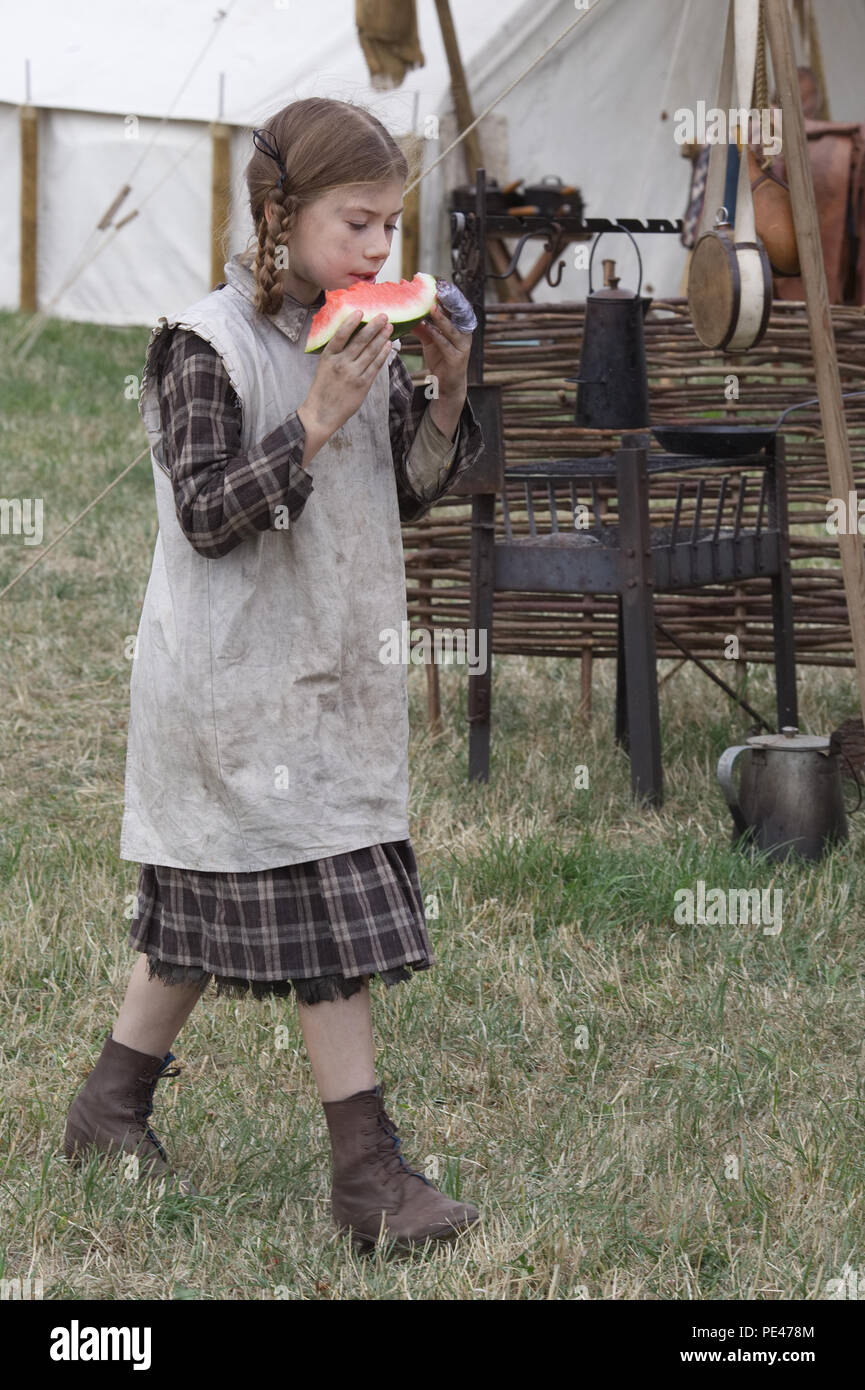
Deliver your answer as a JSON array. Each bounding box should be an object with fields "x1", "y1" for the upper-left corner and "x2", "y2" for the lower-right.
[{"x1": 304, "y1": 271, "x2": 438, "y2": 353}]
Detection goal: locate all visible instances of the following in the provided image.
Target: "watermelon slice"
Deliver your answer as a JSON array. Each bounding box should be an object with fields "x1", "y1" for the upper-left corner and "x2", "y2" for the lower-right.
[{"x1": 304, "y1": 271, "x2": 440, "y2": 353}]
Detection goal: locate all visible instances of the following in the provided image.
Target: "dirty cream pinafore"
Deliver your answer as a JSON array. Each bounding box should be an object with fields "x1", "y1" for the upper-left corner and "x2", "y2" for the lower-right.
[{"x1": 120, "y1": 254, "x2": 438, "y2": 1000}]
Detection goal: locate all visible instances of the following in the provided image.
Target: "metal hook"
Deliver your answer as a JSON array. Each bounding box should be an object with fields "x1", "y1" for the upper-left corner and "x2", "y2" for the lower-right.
[
  {"x1": 487, "y1": 228, "x2": 536, "y2": 281},
  {"x1": 542, "y1": 224, "x2": 569, "y2": 288},
  {"x1": 487, "y1": 217, "x2": 567, "y2": 283}
]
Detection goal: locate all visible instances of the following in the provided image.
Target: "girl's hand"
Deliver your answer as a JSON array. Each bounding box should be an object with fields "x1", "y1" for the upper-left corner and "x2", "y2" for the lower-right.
[
  {"x1": 414, "y1": 304, "x2": 471, "y2": 399},
  {"x1": 303, "y1": 311, "x2": 393, "y2": 442}
]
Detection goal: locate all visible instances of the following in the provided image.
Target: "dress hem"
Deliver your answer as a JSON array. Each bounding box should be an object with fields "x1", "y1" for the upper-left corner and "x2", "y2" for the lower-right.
[
  {"x1": 139, "y1": 948, "x2": 435, "y2": 1003},
  {"x1": 118, "y1": 825, "x2": 412, "y2": 874}
]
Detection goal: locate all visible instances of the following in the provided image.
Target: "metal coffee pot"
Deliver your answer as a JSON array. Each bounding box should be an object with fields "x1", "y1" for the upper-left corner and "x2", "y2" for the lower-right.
[
  {"x1": 717, "y1": 726, "x2": 861, "y2": 862},
  {"x1": 567, "y1": 229, "x2": 652, "y2": 430}
]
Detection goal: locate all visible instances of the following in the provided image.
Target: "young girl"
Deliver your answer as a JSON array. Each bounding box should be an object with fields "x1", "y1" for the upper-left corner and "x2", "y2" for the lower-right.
[{"x1": 64, "y1": 97, "x2": 485, "y2": 1252}]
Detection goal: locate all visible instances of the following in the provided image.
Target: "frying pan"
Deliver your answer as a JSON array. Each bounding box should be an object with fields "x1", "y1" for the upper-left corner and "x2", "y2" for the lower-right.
[{"x1": 651, "y1": 391, "x2": 865, "y2": 456}]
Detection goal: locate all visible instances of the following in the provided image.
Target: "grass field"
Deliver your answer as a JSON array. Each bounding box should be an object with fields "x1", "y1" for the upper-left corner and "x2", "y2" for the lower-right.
[{"x1": 1, "y1": 311, "x2": 864, "y2": 1301}]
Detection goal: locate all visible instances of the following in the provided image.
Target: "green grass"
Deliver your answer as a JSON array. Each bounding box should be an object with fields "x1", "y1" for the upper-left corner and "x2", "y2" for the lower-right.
[{"x1": 1, "y1": 310, "x2": 864, "y2": 1300}]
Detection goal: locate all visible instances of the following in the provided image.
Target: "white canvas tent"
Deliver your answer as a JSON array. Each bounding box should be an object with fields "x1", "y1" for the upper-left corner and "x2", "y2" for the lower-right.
[{"x1": 2, "y1": 0, "x2": 865, "y2": 327}]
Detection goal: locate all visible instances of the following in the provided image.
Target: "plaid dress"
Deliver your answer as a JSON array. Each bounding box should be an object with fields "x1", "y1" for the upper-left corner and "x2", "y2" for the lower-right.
[{"x1": 128, "y1": 319, "x2": 484, "y2": 1004}]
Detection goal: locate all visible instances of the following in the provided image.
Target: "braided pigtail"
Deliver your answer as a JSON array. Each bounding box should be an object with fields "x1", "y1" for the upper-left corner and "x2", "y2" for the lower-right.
[{"x1": 253, "y1": 181, "x2": 295, "y2": 317}]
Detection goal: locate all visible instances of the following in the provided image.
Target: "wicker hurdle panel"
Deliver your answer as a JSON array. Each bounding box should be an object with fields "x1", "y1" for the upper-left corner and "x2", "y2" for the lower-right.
[{"x1": 400, "y1": 298, "x2": 865, "y2": 668}]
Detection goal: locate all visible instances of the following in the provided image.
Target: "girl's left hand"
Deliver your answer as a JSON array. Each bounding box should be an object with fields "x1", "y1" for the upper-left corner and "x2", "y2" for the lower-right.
[{"x1": 414, "y1": 305, "x2": 471, "y2": 398}]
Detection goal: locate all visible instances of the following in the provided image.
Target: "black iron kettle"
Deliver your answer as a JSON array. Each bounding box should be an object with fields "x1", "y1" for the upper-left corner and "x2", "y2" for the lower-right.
[{"x1": 566, "y1": 229, "x2": 652, "y2": 430}]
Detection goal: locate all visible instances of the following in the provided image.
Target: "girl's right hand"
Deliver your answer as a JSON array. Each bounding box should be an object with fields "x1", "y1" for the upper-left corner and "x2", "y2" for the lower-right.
[{"x1": 302, "y1": 311, "x2": 393, "y2": 443}]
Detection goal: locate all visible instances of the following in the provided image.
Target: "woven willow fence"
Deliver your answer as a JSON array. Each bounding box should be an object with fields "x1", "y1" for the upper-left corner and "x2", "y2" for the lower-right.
[{"x1": 400, "y1": 297, "x2": 865, "y2": 669}]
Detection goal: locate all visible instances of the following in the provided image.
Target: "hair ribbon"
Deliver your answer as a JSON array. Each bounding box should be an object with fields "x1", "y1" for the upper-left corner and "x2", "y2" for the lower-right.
[{"x1": 252, "y1": 127, "x2": 287, "y2": 191}]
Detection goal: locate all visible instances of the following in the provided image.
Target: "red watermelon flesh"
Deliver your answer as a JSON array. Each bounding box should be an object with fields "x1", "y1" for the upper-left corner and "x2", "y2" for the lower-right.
[{"x1": 304, "y1": 272, "x2": 438, "y2": 353}]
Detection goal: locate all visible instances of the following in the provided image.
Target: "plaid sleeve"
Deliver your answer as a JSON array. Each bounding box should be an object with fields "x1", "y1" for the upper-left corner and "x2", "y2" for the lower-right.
[
  {"x1": 388, "y1": 349, "x2": 486, "y2": 524},
  {"x1": 155, "y1": 327, "x2": 314, "y2": 559}
]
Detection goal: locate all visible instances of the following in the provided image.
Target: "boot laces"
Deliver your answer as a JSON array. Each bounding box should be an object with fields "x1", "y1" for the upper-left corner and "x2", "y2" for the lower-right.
[
  {"x1": 131, "y1": 1052, "x2": 180, "y2": 1160},
  {"x1": 374, "y1": 1097, "x2": 434, "y2": 1188}
]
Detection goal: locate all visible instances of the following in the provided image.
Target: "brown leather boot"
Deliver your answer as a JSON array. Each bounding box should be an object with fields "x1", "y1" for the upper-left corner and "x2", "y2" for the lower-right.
[
  {"x1": 322, "y1": 1084, "x2": 480, "y2": 1252},
  {"x1": 63, "y1": 1032, "x2": 196, "y2": 1195}
]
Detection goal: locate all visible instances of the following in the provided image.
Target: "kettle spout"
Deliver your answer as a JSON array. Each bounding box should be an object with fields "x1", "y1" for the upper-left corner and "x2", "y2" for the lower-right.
[{"x1": 640, "y1": 296, "x2": 653, "y2": 320}]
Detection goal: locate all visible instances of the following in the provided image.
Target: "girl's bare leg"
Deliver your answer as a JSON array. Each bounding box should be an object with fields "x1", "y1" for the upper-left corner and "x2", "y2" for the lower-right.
[
  {"x1": 295, "y1": 976, "x2": 377, "y2": 1102},
  {"x1": 112, "y1": 955, "x2": 207, "y2": 1057}
]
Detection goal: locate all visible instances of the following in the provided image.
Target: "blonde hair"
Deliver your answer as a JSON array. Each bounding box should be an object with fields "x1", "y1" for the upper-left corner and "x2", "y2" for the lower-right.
[{"x1": 243, "y1": 98, "x2": 415, "y2": 316}]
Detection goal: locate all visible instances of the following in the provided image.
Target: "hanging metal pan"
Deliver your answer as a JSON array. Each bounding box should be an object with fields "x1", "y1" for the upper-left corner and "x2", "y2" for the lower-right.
[
  {"x1": 650, "y1": 423, "x2": 774, "y2": 456},
  {"x1": 652, "y1": 391, "x2": 865, "y2": 456}
]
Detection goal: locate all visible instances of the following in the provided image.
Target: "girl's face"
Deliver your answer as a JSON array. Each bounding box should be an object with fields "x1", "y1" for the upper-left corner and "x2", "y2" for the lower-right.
[{"x1": 264, "y1": 180, "x2": 405, "y2": 304}]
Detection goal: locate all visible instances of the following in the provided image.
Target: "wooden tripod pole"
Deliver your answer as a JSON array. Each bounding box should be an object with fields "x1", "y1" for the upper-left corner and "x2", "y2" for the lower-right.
[
  {"x1": 433, "y1": 0, "x2": 525, "y2": 299},
  {"x1": 764, "y1": 0, "x2": 865, "y2": 720}
]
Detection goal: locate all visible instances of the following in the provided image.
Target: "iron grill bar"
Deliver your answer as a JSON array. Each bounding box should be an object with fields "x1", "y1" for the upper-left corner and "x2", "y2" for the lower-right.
[
  {"x1": 712, "y1": 475, "x2": 728, "y2": 542},
  {"x1": 548, "y1": 480, "x2": 559, "y2": 532},
  {"x1": 569, "y1": 480, "x2": 579, "y2": 532},
  {"x1": 756, "y1": 471, "x2": 768, "y2": 536},
  {"x1": 591, "y1": 477, "x2": 603, "y2": 528},
  {"x1": 525, "y1": 480, "x2": 537, "y2": 535},
  {"x1": 670, "y1": 483, "x2": 683, "y2": 548},
  {"x1": 733, "y1": 474, "x2": 747, "y2": 537},
  {"x1": 501, "y1": 485, "x2": 513, "y2": 541},
  {"x1": 691, "y1": 479, "x2": 705, "y2": 545}
]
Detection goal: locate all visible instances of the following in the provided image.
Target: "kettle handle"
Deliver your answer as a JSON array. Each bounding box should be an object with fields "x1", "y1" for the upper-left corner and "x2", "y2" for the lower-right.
[
  {"x1": 837, "y1": 749, "x2": 864, "y2": 814},
  {"x1": 588, "y1": 226, "x2": 643, "y2": 295},
  {"x1": 717, "y1": 745, "x2": 752, "y2": 838}
]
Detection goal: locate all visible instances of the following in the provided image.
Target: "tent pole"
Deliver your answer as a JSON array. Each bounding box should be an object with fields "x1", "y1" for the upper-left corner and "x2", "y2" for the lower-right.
[
  {"x1": 20, "y1": 105, "x2": 38, "y2": 313},
  {"x1": 210, "y1": 121, "x2": 232, "y2": 291},
  {"x1": 397, "y1": 126, "x2": 441, "y2": 729},
  {"x1": 764, "y1": 0, "x2": 865, "y2": 722},
  {"x1": 432, "y1": 0, "x2": 524, "y2": 299},
  {"x1": 399, "y1": 132, "x2": 423, "y2": 279}
]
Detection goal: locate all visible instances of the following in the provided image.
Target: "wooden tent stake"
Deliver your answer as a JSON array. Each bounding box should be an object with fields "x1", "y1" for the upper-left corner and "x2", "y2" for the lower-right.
[{"x1": 764, "y1": 0, "x2": 865, "y2": 723}]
